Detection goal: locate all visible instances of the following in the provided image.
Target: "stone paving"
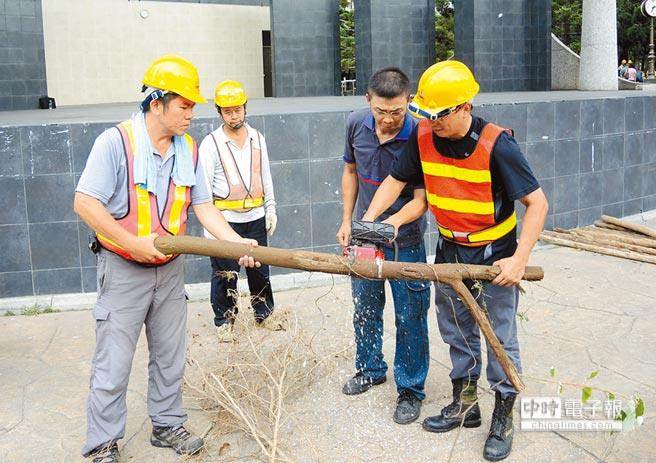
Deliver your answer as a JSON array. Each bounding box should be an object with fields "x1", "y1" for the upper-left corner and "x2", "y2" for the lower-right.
[{"x1": 1, "y1": 242, "x2": 655, "y2": 462}]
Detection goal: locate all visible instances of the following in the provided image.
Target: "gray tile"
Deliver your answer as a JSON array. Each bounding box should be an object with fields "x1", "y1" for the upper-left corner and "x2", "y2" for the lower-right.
[
  {"x1": 0, "y1": 177, "x2": 26, "y2": 225},
  {"x1": 578, "y1": 206, "x2": 602, "y2": 227},
  {"x1": 624, "y1": 132, "x2": 643, "y2": 167},
  {"x1": 602, "y1": 134, "x2": 624, "y2": 170},
  {"x1": 77, "y1": 221, "x2": 97, "y2": 267},
  {"x1": 603, "y1": 98, "x2": 625, "y2": 135},
  {"x1": 25, "y1": 174, "x2": 76, "y2": 223},
  {"x1": 553, "y1": 175, "x2": 578, "y2": 214},
  {"x1": 184, "y1": 256, "x2": 211, "y2": 284},
  {"x1": 527, "y1": 102, "x2": 554, "y2": 142},
  {"x1": 578, "y1": 139, "x2": 603, "y2": 173},
  {"x1": 264, "y1": 114, "x2": 309, "y2": 161},
  {"x1": 579, "y1": 172, "x2": 602, "y2": 209},
  {"x1": 623, "y1": 165, "x2": 643, "y2": 201},
  {"x1": 525, "y1": 141, "x2": 554, "y2": 179},
  {"x1": 29, "y1": 221, "x2": 79, "y2": 270},
  {"x1": 310, "y1": 158, "x2": 342, "y2": 203},
  {"x1": 309, "y1": 112, "x2": 346, "y2": 159},
  {"x1": 81, "y1": 266, "x2": 97, "y2": 293},
  {"x1": 602, "y1": 202, "x2": 623, "y2": 218},
  {"x1": 554, "y1": 139, "x2": 579, "y2": 176},
  {"x1": 625, "y1": 97, "x2": 644, "y2": 132},
  {"x1": 644, "y1": 131, "x2": 656, "y2": 164},
  {"x1": 0, "y1": 271, "x2": 33, "y2": 297},
  {"x1": 21, "y1": 124, "x2": 72, "y2": 175},
  {"x1": 542, "y1": 215, "x2": 554, "y2": 231},
  {"x1": 623, "y1": 198, "x2": 643, "y2": 216},
  {"x1": 0, "y1": 224, "x2": 30, "y2": 272},
  {"x1": 186, "y1": 120, "x2": 214, "y2": 144},
  {"x1": 70, "y1": 123, "x2": 111, "y2": 174},
  {"x1": 553, "y1": 211, "x2": 578, "y2": 230},
  {"x1": 643, "y1": 194, "x2": 656, "y2": 212},
  {"x1": 496, "y1": 103, "x2": 527, "y2": 142},
  {"x1": 540, "y1": 177, "x2": 555, "y2": 207},
  {"x1": 268, "y1": 204, "x2": 311, "y2": 249},
  {"x1": 246, "y1": 115, "x2": 265, "y2": 133},
  {"x1": 269, "y1": 160, "x2": 310, "y2": 206},
  {"x1": 643, "y1": 96, "x2": 656, "y2": 129},
  {"x1": 602, "y1": 169, "x2": 623, "y2": 205},
  {"x1": 554, "y1": 100, "x2": 580, "y2": 140},
  {"x1": 473, "y1": 104, "x2": 497, "y2": 122},
  {"x1": 311, "y1": 201, "x2": 342, "y2": 246},
  {"x1": 642, "y1": 164, "x2": 656, "y2": 197},
  {"x1": 33, "y1": 268, "x2": 81, "y2": 295},
  {"x1": 0, "y1": 126, "x2": 23, "y2": 176},
  {"x1": 185, "y1": 211, "x2": 205, "y2": 237}
]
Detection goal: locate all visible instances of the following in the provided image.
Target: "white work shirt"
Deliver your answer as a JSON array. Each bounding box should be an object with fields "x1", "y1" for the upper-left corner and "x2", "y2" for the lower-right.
[{"x1": 199, "y1": 123, "x2": 275, "y2": 236}]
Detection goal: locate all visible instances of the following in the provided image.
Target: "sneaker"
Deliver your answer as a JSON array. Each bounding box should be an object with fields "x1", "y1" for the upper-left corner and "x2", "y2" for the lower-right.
[
  {"x1": 89, "y1": 441, "x2": 119, "y2": 463},
  {"x1": 341, "y1": 372, "x2": 387, "y2": 395},
  {"x1": 150, "y1": 425, "x2": 204, "y2": 455},
  {"x1": 393, "y1": 390, "x2": 422, "y2": 424},
  {"x1": 216, "y1": 323, "x2": 235, "y2": 343},
  {"x1": 256, "y1": 313, "x2": 285, "y2": 331}
]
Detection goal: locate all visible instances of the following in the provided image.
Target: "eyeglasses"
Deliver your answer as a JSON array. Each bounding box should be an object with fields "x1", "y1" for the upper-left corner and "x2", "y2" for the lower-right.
[
  {"x1": 371, "y1": 107, "x2": 406, "y2": 118},
  {"x1": 409, "y1": 103, "x2": 464, "y2": 121}
]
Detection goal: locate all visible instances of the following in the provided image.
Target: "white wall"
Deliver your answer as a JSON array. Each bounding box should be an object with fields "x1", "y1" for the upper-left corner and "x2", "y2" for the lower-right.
[{"x1": 42, "y1": 0, "x2": 270, "y2": 106}]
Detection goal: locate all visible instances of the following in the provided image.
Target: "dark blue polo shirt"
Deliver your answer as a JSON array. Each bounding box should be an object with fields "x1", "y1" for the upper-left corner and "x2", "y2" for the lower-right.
[{"x1": 343, "y1": 108, "x2": 427, "y2": 248}]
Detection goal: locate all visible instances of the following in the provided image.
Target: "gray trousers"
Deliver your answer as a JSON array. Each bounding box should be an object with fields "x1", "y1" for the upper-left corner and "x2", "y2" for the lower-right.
[
  {"x1": 434, "y1": 280, "x2": 522, "y2": 397},
  {"x1": 82, "y1": 249, "x2": 188, "y2": 456}
]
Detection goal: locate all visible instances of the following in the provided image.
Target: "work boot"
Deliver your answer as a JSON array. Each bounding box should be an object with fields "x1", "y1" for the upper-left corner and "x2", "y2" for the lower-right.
[
  {"x1": 216, "y1": 322, "x2": 235, "y2": 343},
  {"x1": 393, "y1": 390, "x2": 422, "y2": 424},
  {"x1": 483, "y1": 392, "x2": 516, "y2": 461},
  {"x1": 422, "y1": 378, "x2": 481, "y2": 433},
  {"x1": 342, "y1": 372, "x2": 386, "y2": 395},
  {"x1": 151, "y1": 425, "x2": 204, "y2": 455},
  {"x1": 89, "y1": 441, "x2": 119, "y2": 463}
]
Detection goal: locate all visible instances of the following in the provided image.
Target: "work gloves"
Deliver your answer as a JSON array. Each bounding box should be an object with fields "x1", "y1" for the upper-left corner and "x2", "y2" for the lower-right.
[{"x1": 265, "y1": 208, "x2": 277, "y2": 236}]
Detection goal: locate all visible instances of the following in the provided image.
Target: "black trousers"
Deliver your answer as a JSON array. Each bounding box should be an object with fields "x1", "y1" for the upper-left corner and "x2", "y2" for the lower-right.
[{"x1": 209, "y1": 216, "x2": 274, "y2": 326}]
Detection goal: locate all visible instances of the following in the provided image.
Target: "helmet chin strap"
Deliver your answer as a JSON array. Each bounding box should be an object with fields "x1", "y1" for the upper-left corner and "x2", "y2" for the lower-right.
[{"x1": 228, "y1": 119, "x2": 245, "y2": 130}]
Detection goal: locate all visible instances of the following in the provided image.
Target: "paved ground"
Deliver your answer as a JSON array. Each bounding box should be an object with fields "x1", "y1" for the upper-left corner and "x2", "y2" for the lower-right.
[{"x1": 1, "y1": 243, "x2": 655, "y2": 463}]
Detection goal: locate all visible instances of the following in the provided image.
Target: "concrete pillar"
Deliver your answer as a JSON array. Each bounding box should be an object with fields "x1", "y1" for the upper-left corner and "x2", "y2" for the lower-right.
[
  {"x1": 454, "y1": 0, "x2": 551, "y2": 92},
  {"x1": 270, "y1": 0, "x2": 341, "y2": 97},
  {"x1": 355, "y1": 0, "x2": 435, "y2": 95},
  {"x1": 579, "y1": 0, "x2": 618, "y2": 90}
]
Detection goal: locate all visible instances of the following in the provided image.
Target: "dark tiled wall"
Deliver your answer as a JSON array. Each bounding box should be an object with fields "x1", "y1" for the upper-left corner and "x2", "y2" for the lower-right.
[
  {"x1": 270, "y1": 0, "x2": 341, "y2": 97},
  {"x1": 455, "y1": 0, "x2": 551, "y2": 91},
  {"x1": 0, "y1": 0, "x2": 47, "y2": 110},
  {"x1": 2, "y1": 95, "x2": 656, "y2": 297},
  {"x1": 355, "y1": 0, "x2": 436, "y2": 94}
]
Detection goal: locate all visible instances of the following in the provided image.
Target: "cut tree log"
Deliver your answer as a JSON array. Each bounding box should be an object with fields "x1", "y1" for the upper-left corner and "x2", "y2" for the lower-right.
[
  {"x1": 578, "y1": 227, "x2": 656, "y2": 249},
  {"x1": 593, "y1": 220, "x2": 639, "y2": 233},
  {"x1": 551, "y1": 229, "x2": 656, "y2": 255},
  {"x1": 155, "y1": 235, "x2": 543, "y2": 392},
  {"x1": 601, "y1": 215, "x2": 656, "y2": 239},
  {"x1": 539, "y1": 232, "x2": 656, "y2": 264}
]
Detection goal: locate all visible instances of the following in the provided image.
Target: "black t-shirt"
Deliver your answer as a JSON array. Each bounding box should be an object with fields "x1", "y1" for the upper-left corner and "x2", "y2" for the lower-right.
[{"x1": 390, "y1": 116, "x2": 540, "y2": 265}]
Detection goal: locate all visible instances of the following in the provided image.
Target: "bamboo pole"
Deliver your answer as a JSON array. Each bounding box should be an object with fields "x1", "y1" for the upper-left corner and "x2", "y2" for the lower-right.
[
  {"x1": 155, "y1": 235, "x2": 539, "y2": 391},
  {"x1": 601, "y1": 215, "x2": 656, "y2": 239},
  {"x1": 549, "y1": 229, "x2": 656, "y2": 255},
  {"x1": 539, "y1": 232, "x2": 656, "y2": 264}
]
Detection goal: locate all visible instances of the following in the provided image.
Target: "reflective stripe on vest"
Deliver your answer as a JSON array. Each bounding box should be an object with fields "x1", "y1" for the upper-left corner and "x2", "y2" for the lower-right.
[
  {"x1": 418, "y1": 119, "x2": 516, "y2": 247},
  {"x1": 211, "y1": 130, "x2": 264, "y2": 212},
  {"x1": 96, "y1": 119, "x2": 196, "y2": 265}
]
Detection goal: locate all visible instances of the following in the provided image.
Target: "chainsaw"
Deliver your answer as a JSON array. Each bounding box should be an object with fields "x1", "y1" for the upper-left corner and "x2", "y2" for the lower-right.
[{"x1": 343, "y1": 220, "x2": 397, "y2": 264}]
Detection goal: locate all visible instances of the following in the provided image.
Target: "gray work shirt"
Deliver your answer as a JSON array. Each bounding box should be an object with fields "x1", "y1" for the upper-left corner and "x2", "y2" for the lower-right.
[{"x1": 76, "y1": 126, "x2": 211, "y2": 218}]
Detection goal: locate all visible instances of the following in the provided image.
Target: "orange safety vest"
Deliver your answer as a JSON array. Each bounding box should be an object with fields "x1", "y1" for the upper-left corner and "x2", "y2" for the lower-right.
[
  {"x1": 418, "y1": 119, "x2": 517, "y2": 247},
  {"x1": 210, "y1": 130, "x2": 264, "y2": 212},
  {"x1": 96, "y1": 119, "x2": 197, "y2": 265}
]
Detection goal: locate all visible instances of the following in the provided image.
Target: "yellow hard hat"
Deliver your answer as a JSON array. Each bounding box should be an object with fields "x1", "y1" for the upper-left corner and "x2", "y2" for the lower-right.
[
  {"x1": 214, "y1": 80, "x2": 248, "y2": 107},
  {"x1": 142, "y1": 54, "x2": 206, "y2": 104},
  {"x1": 409, "y1": 60, "x2": 479, "y2": 120}
]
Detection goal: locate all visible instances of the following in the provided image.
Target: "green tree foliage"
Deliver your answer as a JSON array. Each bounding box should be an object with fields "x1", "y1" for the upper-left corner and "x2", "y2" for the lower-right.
[
  {"x1": 339, "y1": 0, "x2": 355, "y2": 79},
  {"x1": 553, "y1": 0, "x2": 651, "y2": 67},
  {"x1": 435, "y1": 1, "x2": 455, "y2": 61}
]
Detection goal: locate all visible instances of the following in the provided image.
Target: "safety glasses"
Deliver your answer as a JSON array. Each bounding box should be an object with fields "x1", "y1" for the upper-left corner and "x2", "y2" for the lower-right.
[{"x1": 409, "y1": 102, "x2": 463, "y2": 121}]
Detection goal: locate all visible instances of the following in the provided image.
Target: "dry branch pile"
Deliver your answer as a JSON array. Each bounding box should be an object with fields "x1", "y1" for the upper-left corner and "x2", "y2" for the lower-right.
[{"x1": 539, "y1": 215, "x2": 656, "y2": 264}]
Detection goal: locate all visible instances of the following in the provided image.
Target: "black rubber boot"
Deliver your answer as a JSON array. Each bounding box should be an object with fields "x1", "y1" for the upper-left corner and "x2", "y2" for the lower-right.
[
  {"x1": 483, "y1": 392, "x2": 516, "y2": 461},
  {"x1": 422, "y1": 378, "x2": 481, "y2": 433}
]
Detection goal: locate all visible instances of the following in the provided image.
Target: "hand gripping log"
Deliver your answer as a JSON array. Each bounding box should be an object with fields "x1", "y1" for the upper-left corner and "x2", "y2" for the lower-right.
[{"x1": 155, "y1": 236, "x2": 544, "y2": 391}]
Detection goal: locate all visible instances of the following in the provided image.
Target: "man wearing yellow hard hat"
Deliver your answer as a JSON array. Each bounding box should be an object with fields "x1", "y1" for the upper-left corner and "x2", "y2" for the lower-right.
[
  {"x1": 362, "y1": 60, "x2": 549, "y2": 461},
  {"x1": 199, "y1": 80, "x2": 277, "y2": 341},
  {"x1": 74, "y1": 55, "x2": 259, "y2": 463}
]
